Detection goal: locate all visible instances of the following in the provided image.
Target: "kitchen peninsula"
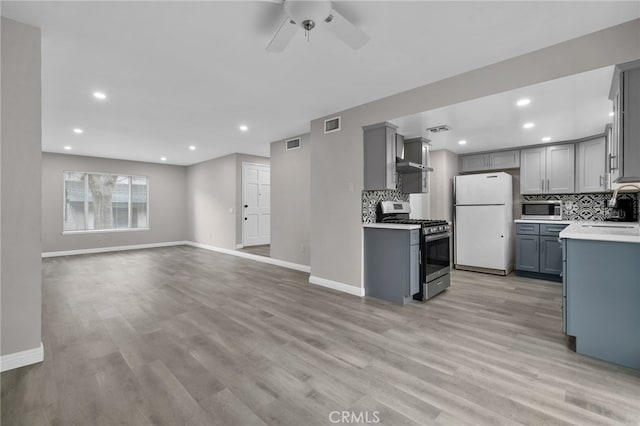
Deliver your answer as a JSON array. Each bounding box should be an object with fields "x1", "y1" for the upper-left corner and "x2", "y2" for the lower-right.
[{"x1": 560, "y1": 222, "x2": 640, "y2": 369}]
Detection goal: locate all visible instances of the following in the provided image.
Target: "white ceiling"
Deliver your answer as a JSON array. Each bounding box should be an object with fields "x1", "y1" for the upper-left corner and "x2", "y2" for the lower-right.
[
  {"x1": 391, "y1": 66, "x2": 615, "y2": 154},
  {"x1": 2, "y1": 1, "x2": 638, "y2": 165}
]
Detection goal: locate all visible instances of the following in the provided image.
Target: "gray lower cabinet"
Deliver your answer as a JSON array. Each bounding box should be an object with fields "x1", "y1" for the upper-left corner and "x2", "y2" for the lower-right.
[
  {"x1": 539, "y1": 236, "x2": 563, "y2": 275},
  {"x1": 515, "y1": 222, "x2": 567, "y2": 281},
  {"x1": 563, "y1": 238, "x2": 640, "y2": 369},
  {"x1": 515, "y1": 234, "x2": 539, "y2": 272},
  {"x1": 364, "y1": 227, "x2": 419, "y2": 305}
]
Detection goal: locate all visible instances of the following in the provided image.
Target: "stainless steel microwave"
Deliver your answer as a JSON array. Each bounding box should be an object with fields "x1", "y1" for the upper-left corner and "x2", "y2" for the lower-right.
[{"x1": 521, "y1": 201, "x2": 563, "y2": 220}]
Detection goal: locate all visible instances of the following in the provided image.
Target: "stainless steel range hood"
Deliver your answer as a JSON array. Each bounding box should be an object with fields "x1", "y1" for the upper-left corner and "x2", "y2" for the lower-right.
[{"x1": 396, "y1": 161, "x2": 432, "y2": 173}]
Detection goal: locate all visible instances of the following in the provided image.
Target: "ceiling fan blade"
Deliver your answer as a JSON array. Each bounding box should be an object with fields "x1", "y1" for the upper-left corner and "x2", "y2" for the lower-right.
[
  {"x1": 324, "y1": 9, "x2": 369, "y2": 50},
  {"x1": 266, "y1": 17, "x2": 298, "y2": 52}
]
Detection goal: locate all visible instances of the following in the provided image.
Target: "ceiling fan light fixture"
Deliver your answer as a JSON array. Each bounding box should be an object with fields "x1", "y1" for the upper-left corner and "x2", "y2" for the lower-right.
[
  {"x1": 284, "y1": 0, "x2": 332, "y2": 27},
  {"x1": 302, "y1": 20, "x2": 315, "y2": 32}
]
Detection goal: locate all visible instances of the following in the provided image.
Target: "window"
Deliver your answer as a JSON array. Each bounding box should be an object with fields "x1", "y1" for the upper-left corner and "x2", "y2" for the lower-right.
[{"x1": 64, "y1": 171, "x2": 149, "y2": 232}]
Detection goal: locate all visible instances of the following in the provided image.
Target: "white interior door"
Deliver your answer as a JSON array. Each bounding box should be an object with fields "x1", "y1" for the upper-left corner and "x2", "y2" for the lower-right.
[
  {"x1": 243, "y1": 163, "x2": 270, "y2": 246},
  {"x1": 455, "y1": 205, "x2": 507, "y2": 270}
]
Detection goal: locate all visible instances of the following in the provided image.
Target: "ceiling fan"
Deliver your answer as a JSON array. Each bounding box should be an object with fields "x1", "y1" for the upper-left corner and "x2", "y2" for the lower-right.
[{"x1": 266, "y1": 0, "x2": 369, "y2": 52}]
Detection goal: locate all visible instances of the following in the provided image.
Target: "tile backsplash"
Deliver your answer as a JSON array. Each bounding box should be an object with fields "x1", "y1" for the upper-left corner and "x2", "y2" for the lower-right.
[
  {"x1": 522, "y1": 193, "x2": 638, "y2": 221},
  {"x1": 362, "y1": 177, "x2": 409, "y2": 223}
]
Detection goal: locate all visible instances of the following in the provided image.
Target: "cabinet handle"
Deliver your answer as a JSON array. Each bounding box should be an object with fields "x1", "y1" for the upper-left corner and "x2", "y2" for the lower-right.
[
  {"x1": 535, "y1": 239, "x2": 538, "y2": 252},
  {"x1": 599, "y1": 175, "x2": 604, "y2": 187},
  {"x1": 541, "y1": 179, "x2": 544, "y2": 191},
  {"x1": 609, "y1": 154, "x2": 617, "y2": 171},
  {"x1": 435, "y1": 280, "x2": 444, "y2": 287},
  {"x1": 547, "y1": 179, "x2": 550, "y2": 192}
]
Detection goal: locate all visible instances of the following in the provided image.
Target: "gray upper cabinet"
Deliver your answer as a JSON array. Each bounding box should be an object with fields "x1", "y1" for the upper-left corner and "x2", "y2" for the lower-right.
[
  {"x1": 520, "y1": 147, "x2": 546, "y2": 194},
  {"x1": 576, "y1": 136, "x2": 606, "y2": 193},
  {"x1": 460, "y1": 150, "x2": 520, "y2": 173},
  {"x1": 489, "y1": 150, "x2": 520, "y2": 170},
  {"x1": 546, "y1": 144, "x2": 575, "y2": 193},
  {"x1": 460, "y1": 154, "x2": 489, "y2": 172},
  {"x1": 521, "y1": 145, "x2": 575, "y2": 194},
  {"x1": 363, "y1": 122, "x2": 397, "y2": 190},
  {"x1": 609, "y1": 60, "x2": 640, "y2": 183}
]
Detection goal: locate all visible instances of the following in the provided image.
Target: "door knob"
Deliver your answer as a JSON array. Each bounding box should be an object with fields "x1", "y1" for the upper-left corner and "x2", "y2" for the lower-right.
[
  {"x1": 244, "y1": 205, "x2": 248, "y2": 208},
  {"x1": 244, "y1": 217, "x2": 247, "y2": 220}
]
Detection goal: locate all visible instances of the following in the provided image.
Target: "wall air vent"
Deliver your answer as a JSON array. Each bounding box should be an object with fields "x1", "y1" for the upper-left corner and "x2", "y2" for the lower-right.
[
  {"x1": 324, "y1": 116, "x2": 341, "y2": 134},
  {"x1": 285, "y1": 138, "x2": 301, "y2": 151},
  {"x1": 426, "y1": 125, "x2": 451, "y2": 133}
]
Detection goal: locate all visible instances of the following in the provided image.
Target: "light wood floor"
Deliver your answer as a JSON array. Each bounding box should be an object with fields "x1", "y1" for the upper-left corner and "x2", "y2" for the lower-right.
[
  {"x1": 238, "y1": 244, "x2": 270, "y2": 258},
  {"x1": 2, "y1": 246, "x2": 639, "y2": 425}
]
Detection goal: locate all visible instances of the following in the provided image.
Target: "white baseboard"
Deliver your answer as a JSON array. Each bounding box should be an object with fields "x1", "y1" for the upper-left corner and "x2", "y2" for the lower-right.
[
  {"x1": 309, "y1": 275, "x2": 365, "y2": 297},
  {"x1": 1, "y1": 342, "x2": 44, "y2": 372},
  {"x1": 186, "y1": 242, "x2": 311, "y2": 273},
  {"x1": 235, "y1": 244, "x2": 244, "y2": 249},
  {"x1": 42, "y1": 241, "x2": 189, "y2": 258}
]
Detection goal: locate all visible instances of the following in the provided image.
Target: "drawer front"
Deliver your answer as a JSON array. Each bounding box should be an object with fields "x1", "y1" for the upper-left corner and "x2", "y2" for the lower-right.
[
  {"x1": 540, "y1": 223, "x2": 568, "y2": 237},
  {"x1": 410, "y1": 229, "x2": 420, "y2": 245},
  {"x1": 427, "y1": 274, "x2": 451, "y2": 299},
  {"x1": 516, "y1": 223, "x2": 540, "y2": 235}
]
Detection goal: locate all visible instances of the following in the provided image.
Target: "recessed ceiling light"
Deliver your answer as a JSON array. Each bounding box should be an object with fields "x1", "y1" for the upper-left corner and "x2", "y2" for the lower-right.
[
  {"x1": 523, "y1": 122, "x2": 535, "y2": 129},
  {"x1": 458, "y1": 140, "x2": 467, "y2": 145},
  {"x1": 516, "y1": 98, "x2": 531, "y2": 107},
  {"x1": 609, "y1": 112, "x2": 614, "y2": 117},
  {"x1": 239, "y1": 125, "x2": 249, "y2": 132},
  {"x1": 93, "y1": 91, "x2": 107, "y2": 100},
  {"x1": 160, "y1": 156, "x2": 167, "y2": 161},
  {"x1": 64, "y1": 146, "x2": 72, "y2": 150},
  {"x1": 189, "y1": 145, "x2": 196, "y2": 151},
  {"x1": 542, "y1": 137, "x2": 551, "y2": 142},
  {"x1": 73, "y1": 128, "x2": 83, "y2": 134}
]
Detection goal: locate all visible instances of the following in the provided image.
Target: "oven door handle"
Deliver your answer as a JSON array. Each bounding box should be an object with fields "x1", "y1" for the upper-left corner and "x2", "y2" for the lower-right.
[{"x1": 425, "y1": 232, "x2": 451, "y2": 242}]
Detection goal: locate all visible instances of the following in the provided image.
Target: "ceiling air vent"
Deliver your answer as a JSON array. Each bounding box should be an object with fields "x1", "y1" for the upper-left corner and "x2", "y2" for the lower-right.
[
  {"x1": 324, "y1": 116, "x2": 341, "y2": 134},
  {"x1": 285, "y1": 138, "x2": 301, "y2": 151},
  {"x1": 426, "y1": 124, "x2": 450, "y2": 133}
]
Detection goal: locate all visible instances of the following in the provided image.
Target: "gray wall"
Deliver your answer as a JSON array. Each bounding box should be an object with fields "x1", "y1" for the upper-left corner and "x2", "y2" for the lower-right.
[
  {"x1": 186, "y1": 153, "x2": 269, "y2": 250},
  {"x1": 41, "y1": 153, "x2": 188, "y2": 253},
  {"x1": 1, "y1": 18, "x2": 42, "y2": 355},
  {"x1": 235, "y1": 154, "x2": 270, "y2": 246},
  {"x1": 187, "y1": 154, "x2": 237, "y2": 249},
  {"x1": 428, "y1": 150, "x2": 459, "y2": 223},
  {"x1": 270, "y1": 134, "x2": 310, "y2": 266},
  {"x1": 309, "y1": 19, "x2": 640, "y2": 290}
]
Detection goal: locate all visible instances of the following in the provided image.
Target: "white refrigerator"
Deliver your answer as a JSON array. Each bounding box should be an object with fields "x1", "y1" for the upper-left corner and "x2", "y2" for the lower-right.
[{"x1": 454, "y1": 172, "x2": 513, "y2": 275}]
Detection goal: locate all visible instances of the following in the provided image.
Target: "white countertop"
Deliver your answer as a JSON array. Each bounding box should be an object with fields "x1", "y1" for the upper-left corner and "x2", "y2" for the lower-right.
[
  {"x1": 560, "y1": 222, "x2": 640, "y2": 244},
  {"x1": 515, "y1": 219, "x2": 574, "y2": 225},
  {"x1": 363, "y1": 223, "x2": 421, "y2": 230}
]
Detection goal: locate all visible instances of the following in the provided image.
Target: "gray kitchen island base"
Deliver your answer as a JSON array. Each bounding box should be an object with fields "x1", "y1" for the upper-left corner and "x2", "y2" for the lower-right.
[
  {"x1": 364, "y1": 227, "x2": 420, "y2": 305},
  {"x1": 563, "y1": 238, "x2": 640, "y2": 370}
]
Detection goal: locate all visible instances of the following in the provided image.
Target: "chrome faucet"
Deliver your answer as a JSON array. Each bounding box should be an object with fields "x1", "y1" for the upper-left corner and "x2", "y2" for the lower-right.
[{"x1": 608, "y1": 184, "x2": 640, "y2": 207}]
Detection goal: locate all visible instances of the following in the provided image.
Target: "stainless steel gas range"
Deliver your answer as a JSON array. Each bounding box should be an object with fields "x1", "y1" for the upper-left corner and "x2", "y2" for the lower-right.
[{"x1": 377, "y1": 201, "x2": 451, "y2": 300}]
